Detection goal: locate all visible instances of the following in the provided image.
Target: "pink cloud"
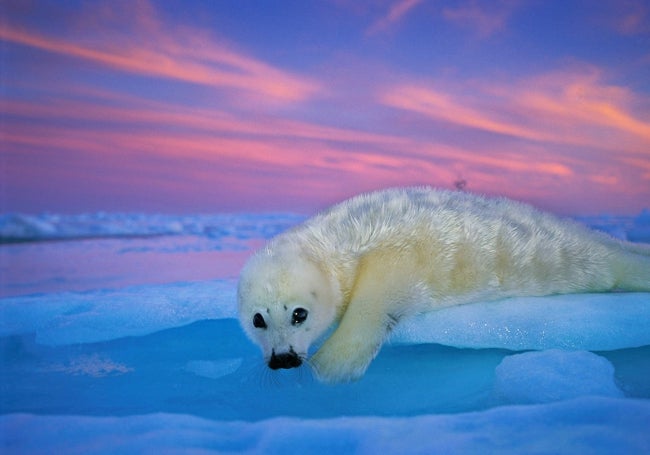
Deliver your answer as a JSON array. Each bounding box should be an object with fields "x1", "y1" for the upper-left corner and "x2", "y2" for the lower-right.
[
  {"x1": 0, "y1": 89, "x2": 458, "y2": 211},
  {"x1": 0, "y1": 15, "x2": 319, "y2": 105},
  {"x1": 442, "y1": 0, "x2": 518, "y2": 37},
  {"x1": 366, "y1": 0, "x2": 423, "y2": 36},
  {"x1": 595, "y1": 0, "x2": 650, "y2": 35},
  {"x1": 1, "y1": 91, "x2": 409, "y2": 151},
  {"x1": 380, "y1": 85, "x2": 550, "y2": 142},
  {"x1": 3, "y1": 76, "x2": 647, "y2": 215}
]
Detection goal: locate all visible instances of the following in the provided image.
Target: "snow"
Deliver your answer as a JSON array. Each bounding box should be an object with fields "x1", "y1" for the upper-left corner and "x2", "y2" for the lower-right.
[
  {"x1": 1, "y1": 211, "x2": 650, "y2": 453},
  {"x1": 493, "y1": 350, "x2": 623, "y2": 404},
  {"x1": 3, "y1": 397, "x2": 650, "y2": 454}
]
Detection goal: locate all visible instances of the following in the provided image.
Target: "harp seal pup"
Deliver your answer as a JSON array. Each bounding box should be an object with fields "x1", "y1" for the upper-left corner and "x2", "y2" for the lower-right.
[{"x1": 237, "y1": 187, "x2": 650, "y2": 383}]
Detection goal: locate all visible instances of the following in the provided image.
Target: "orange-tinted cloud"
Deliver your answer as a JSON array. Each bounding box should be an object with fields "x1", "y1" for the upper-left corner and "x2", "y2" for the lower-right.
[
  {"x1": 379, "y1": 67, "x2": 650, "y2": 152},
  {"x1": 515, "y1": 73, "x2": 650, "y2": 147}
]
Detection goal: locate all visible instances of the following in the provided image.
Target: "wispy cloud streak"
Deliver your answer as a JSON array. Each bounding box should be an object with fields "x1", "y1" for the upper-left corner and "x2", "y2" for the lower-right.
[
  {"x1": 0, "y1": 21, "x2": 318, "y2": 104},
  {"x1": 366, "y1": 0, "x2": 423, "y2": 35},
  {"x1": 442, "y1": 1, "x2": 517, "y2": 37},
  {"x1": 379, "y1": 67, "x2": 650, "y2": 152}
]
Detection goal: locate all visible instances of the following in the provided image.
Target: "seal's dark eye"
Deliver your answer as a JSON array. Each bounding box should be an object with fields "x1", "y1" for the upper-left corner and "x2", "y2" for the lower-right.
[
  {"x1": 253, "y1": 313, "x2": 267, "y2": 329},
  {"x1": 292, "y1": 308, "x2": 308, "y2": 326}
]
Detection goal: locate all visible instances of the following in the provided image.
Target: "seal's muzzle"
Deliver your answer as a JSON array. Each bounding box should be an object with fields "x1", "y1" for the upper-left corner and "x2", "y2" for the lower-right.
[{"x1": 268, "y1": 349, "x2": 302, "y2": 369}]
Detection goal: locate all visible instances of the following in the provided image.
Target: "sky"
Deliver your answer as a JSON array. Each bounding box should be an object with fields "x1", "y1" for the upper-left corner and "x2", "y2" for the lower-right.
[{"x1": 1, "y1": 0, "x2": 649, "y2": 216}]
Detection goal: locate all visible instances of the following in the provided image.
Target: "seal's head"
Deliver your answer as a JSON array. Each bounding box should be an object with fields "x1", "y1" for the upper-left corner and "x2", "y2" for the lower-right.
[{"x1": 237, "y1": 244, "x2": 340, "y2": 370}]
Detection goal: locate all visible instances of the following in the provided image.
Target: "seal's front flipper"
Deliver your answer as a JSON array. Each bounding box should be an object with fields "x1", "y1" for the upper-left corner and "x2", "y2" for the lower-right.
[{"x1": 310, "y1": 303, "x2": 388, "y2": 383}]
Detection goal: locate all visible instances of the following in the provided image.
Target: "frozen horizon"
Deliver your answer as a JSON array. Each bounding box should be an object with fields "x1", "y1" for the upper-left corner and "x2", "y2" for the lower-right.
[{"x1": 1, "y1": 207, "x2": 649, "y2": 244}]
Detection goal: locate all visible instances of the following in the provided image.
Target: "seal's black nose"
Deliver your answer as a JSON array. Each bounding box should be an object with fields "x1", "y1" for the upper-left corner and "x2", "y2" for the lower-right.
[{"x1": 268, "y1": 350, "x2": 302, "y2": 370}]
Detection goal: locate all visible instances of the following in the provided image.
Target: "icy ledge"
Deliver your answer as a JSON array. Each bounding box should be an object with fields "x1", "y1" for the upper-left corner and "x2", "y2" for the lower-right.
[
  {"x1": 1, "y1": 282, "x2": 649, "y2": 351},
  {"x1": 2, "y1": 397, "x2": 649, "y2": 454},
  {"x1": 0, "y1": 280, "x2": 237, "y2": 346},
  {"x1": 391, "y1": 292, "x2": 650, "y2": 351}
]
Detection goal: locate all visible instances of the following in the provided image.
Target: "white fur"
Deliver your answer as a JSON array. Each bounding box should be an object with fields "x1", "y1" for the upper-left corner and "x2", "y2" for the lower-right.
[{"x1": 237, "y1": 187, "x2": 650, "y2": 383}]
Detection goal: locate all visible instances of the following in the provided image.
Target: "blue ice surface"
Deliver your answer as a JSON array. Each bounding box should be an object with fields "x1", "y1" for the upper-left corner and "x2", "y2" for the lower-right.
[{"x1": 1, "y1": 211, "x2": 650, "y2": 453}]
